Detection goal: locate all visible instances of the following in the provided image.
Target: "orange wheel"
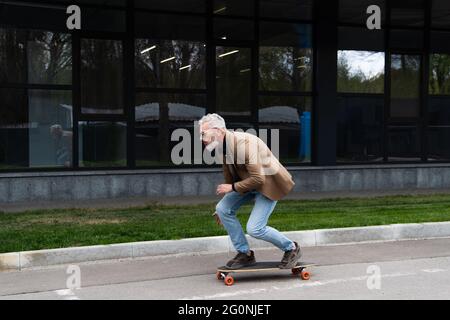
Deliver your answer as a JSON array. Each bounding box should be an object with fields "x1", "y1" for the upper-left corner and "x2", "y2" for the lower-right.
[
  {"x1": 224, "y1": 276, "x2": 234, "y2": 286},
  {"x1": 216, "y1": 272, "x2": 223, "y2": 280},
  {"x1": 300, "y1": 270, "x2": 311, "y2": 280}
]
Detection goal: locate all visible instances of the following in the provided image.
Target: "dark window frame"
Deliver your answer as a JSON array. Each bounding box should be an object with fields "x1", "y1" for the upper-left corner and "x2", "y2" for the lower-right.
[
  {"x1": 336, "y1": 0, "x2": 440, "y2": 165},
  {"x1": 1, "y1": 0, "x2": 316, "y2": 173}
]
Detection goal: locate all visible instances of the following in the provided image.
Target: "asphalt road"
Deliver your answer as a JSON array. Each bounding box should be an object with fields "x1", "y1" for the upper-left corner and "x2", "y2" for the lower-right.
[{"x1": 1, "y1": 238, "x2": 450, "y2": 300}]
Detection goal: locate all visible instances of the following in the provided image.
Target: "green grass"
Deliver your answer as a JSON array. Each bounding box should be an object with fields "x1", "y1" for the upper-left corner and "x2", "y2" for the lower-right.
[{"x1": 2, "y1": 193, "x2": 450, "y2": 253}]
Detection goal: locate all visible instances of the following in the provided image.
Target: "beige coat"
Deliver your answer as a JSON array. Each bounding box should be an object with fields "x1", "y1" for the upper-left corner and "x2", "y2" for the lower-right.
[{"x1": 221, "y1": 130, "x2": 295, "y2": 201}]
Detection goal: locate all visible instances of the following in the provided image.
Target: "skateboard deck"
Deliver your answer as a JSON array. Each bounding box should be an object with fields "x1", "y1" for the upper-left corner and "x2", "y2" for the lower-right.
[{"x1": 216, "y1": 261, "x2": 315, "y2": 286}]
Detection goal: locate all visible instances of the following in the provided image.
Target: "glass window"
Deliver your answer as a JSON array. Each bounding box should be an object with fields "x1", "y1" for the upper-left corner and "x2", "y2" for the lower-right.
[
  {"x1": 432, "y1": 0, "x2": 450, "y2": 29},
  {"x1": 216, "y1": 46, "x2": 251, "y2": 116},
  {"x1": 213, "y1": 0, "x2": 254, "y2": 16},
  {"x1": 259, "y1": 23, "x2": 312, "y2": 92},
  {"x1": 83, "y1": 8, "x2": 125, "y2": 33},
  {"x1": 29, "y1": 90, "x2": 73, "y2": 168},
  {"x1": 339, "y1": 0, "x2": 385, "y2": 25},
  {"x1": 0, "y1": 88, "x2": 28, "y2": 169},
  {"x1": 337, "y1": 97, "x2": 383, "y2": 163},
  {"x1": 428, "y1": 97, "x2": 450, "y2": 125},
  {"x1": 260, "y1": 0, "x2": 313, "y2": 20},
  {"x1": 214, "y1": 18, "x2": 254, "y2": 41},
  {"x1": 428, "y1": 126, "x2": 450, "y2": 161},
  {"x1": 0, "y1": 2, "x2": 67, "y2": 31},
  {"x1": 390, "y1": 29, "x2": 423, "y2": 50},
  {"x1": 430, "y1": 32, "x2": 450, "y2": 55},
  {"x1": 27, "y1": 31, "x2": 72, "y2": 85},
  {"x1": 135, "y1": 12, "x2": 205, "y2": 41},
  {"x1": 78, "y1": 121, "x2": 126, "y2": 167},
  {"x1": 81, "y1": 39, "x2": 123, "y2": 114},
  {"x1": 135, "y1": 93, "x2": 206, "y2": 167},
  {"x1": 136, "y1": 39, "x2": 206, "y2": 89},
  {"x1": 388, "y1": 126, "x2": 421, "y2": 161},
  {"x1": 390, "y1": 54, "x2": 421, "y2": 119},
  {"x1": 339, "y1": 27, "x2": 384, "y2": 52},
  {"x1": 0, "y1": 88, "x2": 73, "y2": 169},
  {"x1": 135, "y1": 0, "x2": 205, "y2": 13},
  {"x1": 258, "y1": 96, "x2": 312, "y2": 163},
  {"x1": 390, "y1": 0, "x2": 424, "y2": 27},
  {"x1": 430, "y1": 54, "x2": 450, "y2": 95},
  {"x1": 338, "y1": 51, "x2": 385, "y2": 94},
  {"x1": 45, "y1": 0, "x2": 126, "y2": 6},
  {"x1": 0, "y1": 29, "x2": 71, "y2": 85},
  {"x1": 0, "y1": 29, "x2": 26, "y2": 84}
]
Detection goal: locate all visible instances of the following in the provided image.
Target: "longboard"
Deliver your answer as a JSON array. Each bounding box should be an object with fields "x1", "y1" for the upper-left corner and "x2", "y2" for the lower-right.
[{"x1": 216, "y1": 261, "x2": 315, "y2": 286}]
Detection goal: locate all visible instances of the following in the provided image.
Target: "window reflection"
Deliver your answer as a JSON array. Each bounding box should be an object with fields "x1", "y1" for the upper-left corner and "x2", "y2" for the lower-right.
[
  {"x1": 429, "y1": 54, "x2": 450, "y2": 95},
  {"x1": 337, "y1": 51, "x2": 384, "y2": 93},
  {"x1": 216, "y1": 47, "x2": 251, "y2": 116},
  {"x1": 213, "y1": 0, "x2": 254, "y2": 16},
  {"x1": 390, "y1": 54, "x2": 420, "y2": 118},
  {"x1": 28, "y1": 32, "x2": 72, "y2": 85},
  {"x1": 81, "y1": 39, "x2": 123, "y2": 114},
  {"x1": 0, "y1": 88, "x2": 28, "y2": 169},
  {"x1": 135, "y1": 93, "x2": 206, "y2": 166},
  {"x1": 337, "y1": 97, "x2": 383, "y2": 162},
  {"x1": 214, "y1": 18, "x2": 254, "y2": 41},
  {"x1": 0, "y1": 28, "x2": 26, "y2": 83},
  {"x1": 388, "y1": 126, "x2": 421, "y2": 161},
  {"x1": 30, "y1": 90, "x2": 72, "y2": 168},
  {"x1": 259, "y1": 23, "x2": 312, "y2": 92},
  {"x1": 428, "y1": 126, "x2": 450, "y2": 161},
  {"x1": 258, "y1": 96, "x2": 312, "y2": 163},
  {"x1": 0, "y1": 29, "x2": 71, "y2": 84},
  {"x1": 78, "y1": 122, "x2": 126, "y2": 167},
  {"x1": 0, "y1": 89, "x2": 72, "y2": 169},
  {"x1": 136, "y1": 39, "x2": 206, "y2": 89}
]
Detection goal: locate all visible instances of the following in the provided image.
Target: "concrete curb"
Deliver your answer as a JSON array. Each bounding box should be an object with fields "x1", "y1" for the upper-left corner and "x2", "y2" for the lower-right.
[{"x1": 1, "y1": 222, "x2": 450, "y2": 271}]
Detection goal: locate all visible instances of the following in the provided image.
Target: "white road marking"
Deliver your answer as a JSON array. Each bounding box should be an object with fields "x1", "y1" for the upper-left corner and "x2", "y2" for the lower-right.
[
  {"x1": 422, "y1": 269, "x2": 446, "y2": 273},
  {"x1": 54, "y1": 289, "x2": 81, "y2": 300},
  {"x1": 54, "y1": 289, "x2": 73, "y2": 296},
  {"x1": 180, "y1": 271, "x2": 417, "y2": 300}
]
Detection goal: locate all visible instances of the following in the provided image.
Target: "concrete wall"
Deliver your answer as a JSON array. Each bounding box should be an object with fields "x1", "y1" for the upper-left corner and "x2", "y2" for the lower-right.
[{"x1": 1, "y1": 163, "x2": 450, "y2": 204}]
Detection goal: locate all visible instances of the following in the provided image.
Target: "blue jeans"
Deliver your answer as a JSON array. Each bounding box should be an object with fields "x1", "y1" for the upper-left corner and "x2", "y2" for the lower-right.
[{"x1": 215, "y1": 190, "x2": 295, "y2": 254}]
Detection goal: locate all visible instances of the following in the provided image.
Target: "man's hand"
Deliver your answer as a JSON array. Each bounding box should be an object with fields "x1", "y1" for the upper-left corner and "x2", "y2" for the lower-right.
[
  {"x1": 216, "y1": 184, "x2": 233, "y2": 195},
  {"x1": 213, "y1": 212, "x2": 222, "y2": 226}
]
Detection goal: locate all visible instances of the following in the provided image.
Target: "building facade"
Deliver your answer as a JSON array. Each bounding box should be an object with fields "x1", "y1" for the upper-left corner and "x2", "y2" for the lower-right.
[{"x1": 2, "y1": 0, "x2": 450, "y2": 204}]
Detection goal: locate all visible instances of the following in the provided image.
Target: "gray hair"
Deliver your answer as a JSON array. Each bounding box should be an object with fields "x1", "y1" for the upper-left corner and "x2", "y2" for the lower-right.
[{"x1": 198, "y1": 113, "x2": 226, "y2": 130}]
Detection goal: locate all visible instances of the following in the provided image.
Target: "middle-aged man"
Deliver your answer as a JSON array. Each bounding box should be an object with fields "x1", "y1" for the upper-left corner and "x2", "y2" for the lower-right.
[{"x1": 198, "y1": 113, "x2": 301, "y2": 270}]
